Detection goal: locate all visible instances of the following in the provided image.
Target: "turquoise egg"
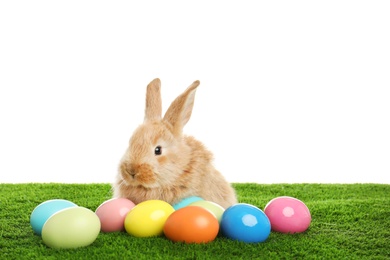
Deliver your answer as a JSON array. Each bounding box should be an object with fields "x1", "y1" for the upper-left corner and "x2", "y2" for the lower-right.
[{"x1": 30, "y1": 199, "x2": 77, "y2": 235}]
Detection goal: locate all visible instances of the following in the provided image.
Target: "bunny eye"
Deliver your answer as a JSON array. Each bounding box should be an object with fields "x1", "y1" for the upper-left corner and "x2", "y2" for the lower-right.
[{"x1": 154, "y1": 146, "x2": 162, "y2": 155}]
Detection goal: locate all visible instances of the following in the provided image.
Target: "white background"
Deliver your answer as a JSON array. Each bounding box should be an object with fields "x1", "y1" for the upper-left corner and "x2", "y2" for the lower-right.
[{"x1": 1, "y1": 1, "x2": 389, "y2": 184}]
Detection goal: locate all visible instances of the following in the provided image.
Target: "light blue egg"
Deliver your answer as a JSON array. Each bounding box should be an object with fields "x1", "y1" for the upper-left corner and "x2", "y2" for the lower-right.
[
  {"x1": 172, "y1": 196, "x2": 204, "y2": 210},
  {"x1": 30, "y1": 199, "x2": 77, "y2": 235},
  {"x1": 221, "y1": 203, "x2": 271, "y2": 243}
]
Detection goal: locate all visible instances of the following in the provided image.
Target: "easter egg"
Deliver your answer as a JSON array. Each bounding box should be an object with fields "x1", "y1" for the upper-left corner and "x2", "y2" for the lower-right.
[
  {"x1": 41, "y1": 207, "x2": 101, "y2": 249},
  {"x1": 163, "y1": 206, "x2": 219, "y2": 244},
  {"x1": 264, "y1": 196, "x2": 311, "y2": 233},
  {"x1": 95, "y1": 198, "x2": 136, "y2": 232},
  {"x1": 30, "y1": 199, "x2": 78, "y2": 235},
  {"x1": 172, "y1": 196, "x2": 204, "y2": 210},
  {"x1": 189, "y1": 200, "x2": 225, "y2": 223},
  {"x1": 124, "y1": 200, "x2": 174, "y2": 237},
  {"x1": 221, "y1": 203, "x2": 271, "y2": 243}
]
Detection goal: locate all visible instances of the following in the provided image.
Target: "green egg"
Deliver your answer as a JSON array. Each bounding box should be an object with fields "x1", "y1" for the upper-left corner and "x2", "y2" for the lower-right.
[
  {"x1": 42, "y1": 207, "x2": 101, "y2": 249},
  {"x1": 189, "y1": 200, "x2": 225, "y2": 223}
]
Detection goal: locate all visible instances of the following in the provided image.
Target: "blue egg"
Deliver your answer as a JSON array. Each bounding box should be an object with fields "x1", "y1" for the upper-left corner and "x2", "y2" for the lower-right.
[
  {"x1": 30, "y1": 199, "x2": 77, "y2": 235},
  {"x1": 172, "y1": 196, "x2": 203, "y2": 210},
  {"x1": 221, "y1": 203, "x2": 271, "y2": 243}
]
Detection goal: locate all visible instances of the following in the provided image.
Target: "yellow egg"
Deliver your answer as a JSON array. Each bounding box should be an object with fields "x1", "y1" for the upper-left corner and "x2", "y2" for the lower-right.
[
  {"x1": 42, "y1": 207, "x2": 101, "y2": 249},
  {"x1": 124, "y1": 200, "x2": 174, "y2": 237}
]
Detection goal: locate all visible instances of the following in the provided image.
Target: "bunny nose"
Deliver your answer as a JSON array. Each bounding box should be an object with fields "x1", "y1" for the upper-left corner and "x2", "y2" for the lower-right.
[
  {"x1": 128, "y1": 169, "x2": 136, "y2": 178},
  {"x1": 120, "y1": 162, "x2": 137, "y2": 178}
]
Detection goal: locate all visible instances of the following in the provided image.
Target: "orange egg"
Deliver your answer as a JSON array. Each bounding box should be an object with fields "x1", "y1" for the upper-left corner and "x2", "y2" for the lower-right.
[{"x1": 163, "y1": 206, "x2": 219, "y2": 244}]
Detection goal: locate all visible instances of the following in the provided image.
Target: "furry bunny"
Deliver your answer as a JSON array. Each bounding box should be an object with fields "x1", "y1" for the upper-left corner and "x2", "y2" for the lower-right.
[{"x1": 113, "y1": 78, "x2": 237, "y2": 209}]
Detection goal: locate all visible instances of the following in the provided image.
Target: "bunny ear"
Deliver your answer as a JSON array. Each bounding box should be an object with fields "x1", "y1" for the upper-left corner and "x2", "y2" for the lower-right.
[
  {"x1": 144, "y1": 78, "x2": 162, "y2": 121},
  {"x1": 163, "y1": 80, "x2": 200, "y2": 135}
]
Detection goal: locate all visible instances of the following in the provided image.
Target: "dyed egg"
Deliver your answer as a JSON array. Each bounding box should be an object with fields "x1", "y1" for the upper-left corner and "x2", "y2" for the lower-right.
[
  {"x1": 164, "y1": 206, "x2": 219, "y2": 244},
  {"x1": 172, "y1": 196, "x2": 204, "y2": 210},
  {"x1": 264, "y1": 196, "x2": 311, "y2": 233},
  {"x1": 221, "y1": 203, "x2": 271, "y2": 243},
  {"x1": 189, "y1": 200, "x2": 225, "y2": 223},
  {"x1": 30, "y1": 199, "x2": 77, "y2": 235},
  {"x1": 124, "y1": 200, "x2": 174, "y2": 237},
  {"x1": 41, "y1": 207, "x2": 101, "y2": 249},
  {"x1": 95, "y1": 198, "x2": 136, "y2": 232}
]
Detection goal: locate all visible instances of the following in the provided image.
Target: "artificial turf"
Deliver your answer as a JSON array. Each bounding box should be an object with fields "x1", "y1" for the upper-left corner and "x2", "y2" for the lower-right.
[{"x1": 0, "y1": 183, "x2": 389, "y2": 259}]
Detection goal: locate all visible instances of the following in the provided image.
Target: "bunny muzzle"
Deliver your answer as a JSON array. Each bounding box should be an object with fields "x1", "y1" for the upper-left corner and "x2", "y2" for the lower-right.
[{"x1": 120, "y1": 161, "x2": 158, "y2": 187}]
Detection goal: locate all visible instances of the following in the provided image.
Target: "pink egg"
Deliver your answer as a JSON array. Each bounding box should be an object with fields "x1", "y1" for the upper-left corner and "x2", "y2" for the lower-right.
[
  {"x1": 95, "y1": 198, "x2": 136, "y2": 232},
  {"x1": 264, "y1": 196, "x2": 311, "y2": 233}
]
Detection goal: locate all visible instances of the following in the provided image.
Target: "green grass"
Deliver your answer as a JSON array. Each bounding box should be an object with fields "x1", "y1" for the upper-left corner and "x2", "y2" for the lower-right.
[{"x1": 1, "y1": 183, "x2": 389, "y2": 259}]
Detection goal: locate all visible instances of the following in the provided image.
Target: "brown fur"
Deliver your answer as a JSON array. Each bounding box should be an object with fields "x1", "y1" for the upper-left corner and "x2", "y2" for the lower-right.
[{"x1": 113, "y1": 78, "x2": 237, "y2": 209}]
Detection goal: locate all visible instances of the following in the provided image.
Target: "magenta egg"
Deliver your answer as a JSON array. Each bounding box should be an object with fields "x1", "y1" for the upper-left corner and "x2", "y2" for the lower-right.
[
  {"x1": 95, "y1": 198, "x2": 136, "y2": 232},
  {"x1": 264, "y1": 196, "x2": 311, "y2": 233}
]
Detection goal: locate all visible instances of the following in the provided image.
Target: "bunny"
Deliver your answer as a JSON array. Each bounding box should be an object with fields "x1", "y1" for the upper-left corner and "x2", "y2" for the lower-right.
[{"x1": 113, "y1": 78, "x2": 237, "y2": 209}]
